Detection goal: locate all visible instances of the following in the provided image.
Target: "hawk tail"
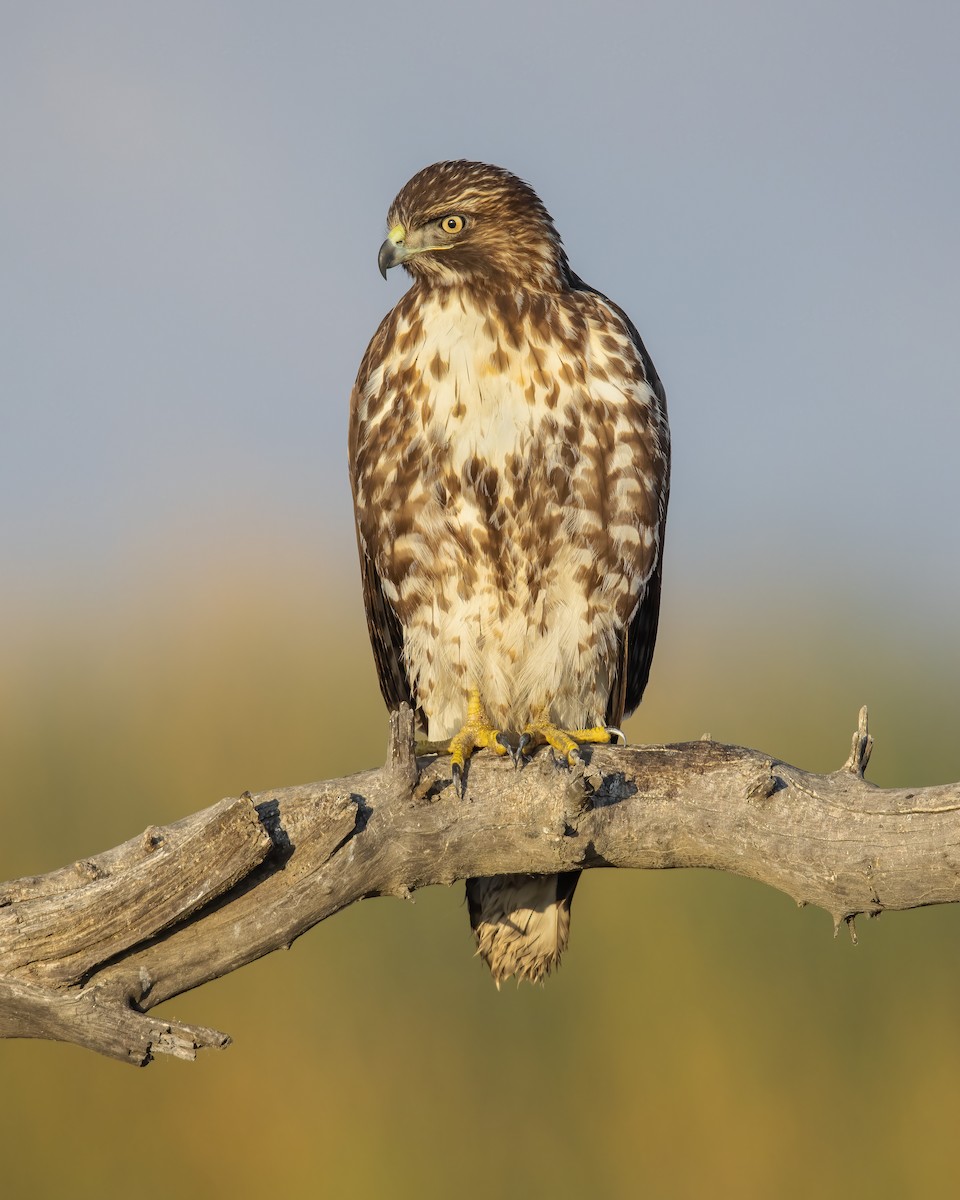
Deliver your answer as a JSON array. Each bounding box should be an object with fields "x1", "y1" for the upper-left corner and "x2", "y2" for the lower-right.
[{"x1": 466, "y1": 871, "x2": 580, "y2": 986}]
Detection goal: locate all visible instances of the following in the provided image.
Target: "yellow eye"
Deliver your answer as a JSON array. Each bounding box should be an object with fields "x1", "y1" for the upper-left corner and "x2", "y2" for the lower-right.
[{"x1": 439, "y1": 214, "x2": 465, "y2": 235}]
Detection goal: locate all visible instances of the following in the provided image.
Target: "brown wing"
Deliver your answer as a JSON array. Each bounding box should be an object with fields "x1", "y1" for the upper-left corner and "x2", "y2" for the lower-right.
[
  {"x1": 608, "y1": 548, "x2": 666, "y2": 725},
  {"x1": 355, "y1": 532, "x2": 416, "y2": 714},
  {"x1": 569, "y1": 276, "x2": 670, "y2": 727},
  {"x1": 610, "y1": 305, "x2": 669, "y2": 724},
  {"x1": 348, "y1": 315, "x2": 419, "y2": 719}
]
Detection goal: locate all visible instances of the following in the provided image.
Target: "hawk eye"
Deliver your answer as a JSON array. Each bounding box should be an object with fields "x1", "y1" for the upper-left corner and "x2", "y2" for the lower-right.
[{"x1": 439, "y1": 214, "x2": 465, "y2": 235}]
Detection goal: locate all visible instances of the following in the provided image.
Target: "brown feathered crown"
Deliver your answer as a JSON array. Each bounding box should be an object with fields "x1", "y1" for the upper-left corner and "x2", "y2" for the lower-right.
[{"x1": 383, "y1": 160, "x2": 572, "y2": 288}]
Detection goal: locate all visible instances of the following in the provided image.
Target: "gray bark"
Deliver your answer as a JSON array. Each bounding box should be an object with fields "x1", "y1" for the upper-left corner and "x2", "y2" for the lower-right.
[{"x1": 2, "y1": 707, "x2": 957, "y2": 1065}]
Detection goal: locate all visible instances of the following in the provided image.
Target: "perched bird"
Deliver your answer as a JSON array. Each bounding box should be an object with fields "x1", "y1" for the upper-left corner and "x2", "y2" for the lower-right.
[{"x1": 349, "y1": 161, "x2": 670, "y2": 984}]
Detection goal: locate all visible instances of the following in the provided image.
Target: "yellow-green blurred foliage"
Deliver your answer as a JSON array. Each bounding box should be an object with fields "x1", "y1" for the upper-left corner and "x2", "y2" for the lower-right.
[{"x1": 3, "y1": 536, "x2": 959, "y2": 1200}]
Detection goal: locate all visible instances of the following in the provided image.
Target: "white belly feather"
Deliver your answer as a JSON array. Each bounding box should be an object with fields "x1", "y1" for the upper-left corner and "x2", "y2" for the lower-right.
[{"x1": 367, "y1": 289, "x2": 660, "y2": 740}]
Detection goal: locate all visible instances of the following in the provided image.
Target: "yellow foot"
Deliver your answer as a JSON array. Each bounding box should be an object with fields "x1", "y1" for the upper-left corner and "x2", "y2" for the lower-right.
[
  {"x1": 515, "y1": 719, "x2": 626, "y2": 766},
  {"x1": 417, "y1": 689, "x2": 509, "y2": 794}
]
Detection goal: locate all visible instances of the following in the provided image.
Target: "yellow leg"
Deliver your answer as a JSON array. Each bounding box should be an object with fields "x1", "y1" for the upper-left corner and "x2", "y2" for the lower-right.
[{"x1": 415, "y1": 689, "x2": 508, "y2": 791}]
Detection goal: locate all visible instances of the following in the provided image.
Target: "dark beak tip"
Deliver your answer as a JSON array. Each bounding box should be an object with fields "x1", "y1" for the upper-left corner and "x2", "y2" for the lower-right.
[{"x1": 378, "y1": 237, "x2": 402, "y2": 280}]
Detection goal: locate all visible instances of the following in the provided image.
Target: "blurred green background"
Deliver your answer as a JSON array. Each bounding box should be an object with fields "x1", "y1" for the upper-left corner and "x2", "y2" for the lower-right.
[
  {"x1": 3, "y1": 542, "x2": 959, "y2": 1200},
  {"x1": 3, "y1": 3, "x2": 959, "y2": 1198}
]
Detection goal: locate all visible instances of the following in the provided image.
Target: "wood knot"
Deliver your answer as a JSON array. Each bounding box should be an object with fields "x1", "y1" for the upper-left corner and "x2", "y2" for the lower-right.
[
  {"x1": 141, "y1": 826, "x2": 165, "y2": 852},
  {"x1": 745, "y1": 765, "x2": 781, "y2": 803},
  {"x1": 73, "y1": 859, "x2": 104, "y2": 880}
]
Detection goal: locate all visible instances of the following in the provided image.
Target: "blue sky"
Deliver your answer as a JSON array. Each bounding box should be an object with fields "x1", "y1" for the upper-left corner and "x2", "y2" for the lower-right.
[{"x1": 2, "y1": 1, "x2": 958, "y2": 630}]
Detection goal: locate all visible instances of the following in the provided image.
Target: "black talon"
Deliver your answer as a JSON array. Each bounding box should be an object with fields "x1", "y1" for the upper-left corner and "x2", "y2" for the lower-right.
[
  {"x1": 451, "y1": 761, "x2": 465, "y2": 797},
  {"x1": 605, "y1": 726, "x2": 626, "y2": 745},
  {"x1": 493, "y1": 731, "x2": 521, "y2": 768},
  {"x1": 511, "y1": 732, "x2": 532, "y2": 768}
]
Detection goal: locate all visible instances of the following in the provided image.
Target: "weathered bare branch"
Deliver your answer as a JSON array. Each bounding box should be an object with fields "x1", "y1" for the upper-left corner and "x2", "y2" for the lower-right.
[{"x1": 2, "y1": 706, "x2": 959, "y2": 1065}]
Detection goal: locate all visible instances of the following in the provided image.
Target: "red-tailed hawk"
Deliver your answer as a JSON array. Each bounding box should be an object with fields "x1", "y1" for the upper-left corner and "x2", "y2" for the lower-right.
[{"x1": 349, "y1": 161, "x2": 669, "y2": 984}]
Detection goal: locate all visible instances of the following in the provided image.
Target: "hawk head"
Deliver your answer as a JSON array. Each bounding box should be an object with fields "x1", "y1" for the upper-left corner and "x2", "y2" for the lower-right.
[{"x1": 378, "y1": 160, "x2": 570, "y2": 290}]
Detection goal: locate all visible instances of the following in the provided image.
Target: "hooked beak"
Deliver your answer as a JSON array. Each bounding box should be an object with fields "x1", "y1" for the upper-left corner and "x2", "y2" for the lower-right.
[{"x1": 378, "y1": 223, "x2": 407, "y2": 279}]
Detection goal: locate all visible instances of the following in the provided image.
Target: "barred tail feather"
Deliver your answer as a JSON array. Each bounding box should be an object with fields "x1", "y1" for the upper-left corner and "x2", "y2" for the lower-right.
[{"x1": 466, "y1": 871, "x2": 580, "y2": 986}]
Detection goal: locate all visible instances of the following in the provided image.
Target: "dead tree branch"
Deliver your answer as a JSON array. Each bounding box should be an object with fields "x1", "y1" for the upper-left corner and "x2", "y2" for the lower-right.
[{"x1": 2, "y1": 706, "x2": 958, "y2": 1065}]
